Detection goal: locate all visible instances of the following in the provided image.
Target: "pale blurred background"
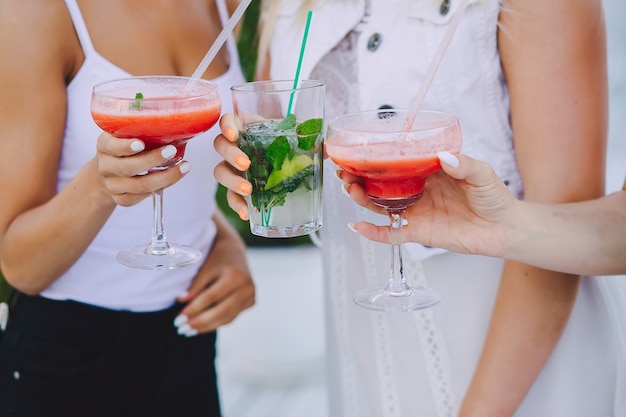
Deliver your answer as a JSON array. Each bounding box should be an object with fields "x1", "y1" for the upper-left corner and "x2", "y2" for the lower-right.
[{"x1": 216, "y1": 1, "x2": 626, "y2": 416}]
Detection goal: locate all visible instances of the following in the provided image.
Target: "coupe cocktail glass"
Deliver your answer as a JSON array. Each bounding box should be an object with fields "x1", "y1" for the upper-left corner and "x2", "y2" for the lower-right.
[
  {"x1": 326, "y1": 109, "x2": 462, "y2": 311},
  {"x1": 91, "y1": 76, "x2": 221, "y2": 270}
]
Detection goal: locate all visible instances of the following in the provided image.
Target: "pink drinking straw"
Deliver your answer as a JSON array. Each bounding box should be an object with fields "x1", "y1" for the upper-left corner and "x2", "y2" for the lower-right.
[
  {"x1": 402, "y1": 0, "x2": 470, "y2": 130},
  {"x1": 184, "y1": 0, "x2": 254, "y2": 91}
]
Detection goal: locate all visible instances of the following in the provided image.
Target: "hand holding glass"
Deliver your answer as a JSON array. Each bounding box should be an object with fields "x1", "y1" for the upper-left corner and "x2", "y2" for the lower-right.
[
  {"x1": 91, "y1": 76, "x2": 221, "y2": 270},
  {"x1": 326, "y1": 109, "x2": 462, "y2": 311}
]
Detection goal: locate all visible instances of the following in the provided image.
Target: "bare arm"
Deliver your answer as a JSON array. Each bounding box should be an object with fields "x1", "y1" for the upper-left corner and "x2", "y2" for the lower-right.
[
  {"x1": 0, "y1": 1, "x2": 190, "y2": 294},
  {"x1": 460, "y1": 0, "x2": 608, "y2": 415},
  {"x1": 506, "y1": 180, "x2": 626, "y2": 276},
  {"x1": 348, "y1": 154, "x2": 626, "y2": 276}
]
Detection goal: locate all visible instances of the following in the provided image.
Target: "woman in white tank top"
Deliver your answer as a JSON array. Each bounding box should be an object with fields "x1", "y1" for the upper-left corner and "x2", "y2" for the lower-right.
[
  {"x1": 215, "y1": 0, "x2": 623, "y2": 416},
  {"x1": 0, "y1": 1, "x2": 253, "y2": 415}
]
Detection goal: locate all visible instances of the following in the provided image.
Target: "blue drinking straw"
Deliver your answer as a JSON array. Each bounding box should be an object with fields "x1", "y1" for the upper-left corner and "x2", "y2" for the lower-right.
[{"x1": 287, "y1": 10, "x2": 314, "y2": 115}]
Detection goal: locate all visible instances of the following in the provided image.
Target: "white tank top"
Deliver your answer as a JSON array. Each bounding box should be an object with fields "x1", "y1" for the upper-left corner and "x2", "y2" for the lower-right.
[{"x1": 41, "y1": 0, "x2": 245, "y2": 312}]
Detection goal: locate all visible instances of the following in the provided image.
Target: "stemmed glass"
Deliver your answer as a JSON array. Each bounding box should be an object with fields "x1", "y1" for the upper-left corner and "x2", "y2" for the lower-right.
[
  {"x1": 91, "y1": 76, "x2": 221, "y2": 270},
  {"x1": 326, "y1": 109, "x2": 462, "y2": 312}
]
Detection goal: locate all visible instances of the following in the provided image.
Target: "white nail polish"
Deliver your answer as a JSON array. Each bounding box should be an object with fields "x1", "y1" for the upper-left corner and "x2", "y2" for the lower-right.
[
  {"x1": 341, "y1": 183, "x2": 350, "y2": 197},
  {"x1": 183, "y1": 328, "x2": 199, "y2": 338},
  {"x1": 173, "y1": 315, "x2": 188, "y2": 327},
  {"x1": 177, "y1": 323, "x2": 192, "y2": 334},
  {"x1": 161, "y1": 145, "x2": 177, "y2": 159},
  {"x1": 179, "y1": 162, "x2": 192, "y2": 174},
  {"x1": 177, "y1": 291, "x2": 189, "y2": 299},
  {"x1": 437, "y1": 151, "x2": 459, "y2": 168},
  {"x1": 130, "y1": 141, "x2": 145, "y2": 152},
  {"x1": 347, "y1": 223, "x2": 357, "y2": 233}
]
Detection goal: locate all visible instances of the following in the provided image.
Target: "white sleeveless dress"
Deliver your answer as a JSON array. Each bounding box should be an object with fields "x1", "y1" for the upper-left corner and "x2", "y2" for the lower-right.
[
  {"x1": 43, "y1": 0, "x2": 246, "y2": 312},
  {"x1": 268, "y1": 0, "x2": 626, "y2": 416}
]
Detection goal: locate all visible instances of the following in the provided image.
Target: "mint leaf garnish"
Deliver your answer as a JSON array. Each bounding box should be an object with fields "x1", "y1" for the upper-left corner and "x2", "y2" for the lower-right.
[
  {"x1": 131, "y1": 92, "x2": 144, "y2": 110},
  {"x1": 266, "y1": 136, "x2": 290, "y2": 170},
  {"x1": 297, "y1": 118, "x2": 322, "y2": 150},
  {"x1": 276, "y1": 113, "x2": 296, "y2": 130},
  {"x1": 241, "y1": 116, "x2": 321, "y2": 213}
]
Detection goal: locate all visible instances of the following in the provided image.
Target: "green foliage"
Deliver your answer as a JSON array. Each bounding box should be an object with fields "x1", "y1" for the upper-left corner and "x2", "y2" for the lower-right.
[
  {"x1": 0, "y1": 270, "x2": 12, "y2": 303},
  {"x1": 131, "y1": 92, "x2": 143, "y2": 110},
  {"x1": 266, "y1": 136, "x2": 290, "y2": 170},
  {"x1": 297, "y1": 118, "x2": 323, "y2": 150},
  {"x1": 236, "y1": 0, "x2": 261, "y2": 82}
]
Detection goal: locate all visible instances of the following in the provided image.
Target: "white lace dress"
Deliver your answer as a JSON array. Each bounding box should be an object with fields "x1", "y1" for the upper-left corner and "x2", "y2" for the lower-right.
[{"x1": 270, "y1": 0, "x2": 626, "y2": 416}]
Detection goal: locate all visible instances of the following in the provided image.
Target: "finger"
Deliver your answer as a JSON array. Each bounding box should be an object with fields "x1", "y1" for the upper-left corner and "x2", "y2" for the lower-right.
[
  {"x1": 96, "y1": 132, "x2": 145, "y2": 157},
  {"x1": 213, "y1": 161, "x2": 252, "y2": 197},
  {"x1": 105, "y1": 162, "x2": 192, "y2": 207},
  {"x1": 219, "y1": 113, "x2": 241, "y2": 142},
  {"x1": 226, "y1": 189, "x2": 249, "y2": 220},
  {"x1": 335, "y1": 169, "x2": 361, "y2": 185},
  {"x1": 99, "y1": 143, "x2": 183, "y2": 178},
  {"x1": 350, "y1": 221, "x2": 394, "y2": 245},
  {"x1": 343, "y1": 182, "x2": 388, "y2": 215},
  {"x1": 214, "y1": 134, "x2": 250, "y2": 171},
  {"x1": 437, "y1": 152, "x2": 499, "y2": 188},
  {"x1": 178, "y1": 269, "x2": 255, "y2": 333}
]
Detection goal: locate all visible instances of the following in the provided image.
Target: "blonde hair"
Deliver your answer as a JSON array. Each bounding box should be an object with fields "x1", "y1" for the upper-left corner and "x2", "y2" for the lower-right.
[{"x1": 256, "y1": 0, "x2": 339, "y2": 79}]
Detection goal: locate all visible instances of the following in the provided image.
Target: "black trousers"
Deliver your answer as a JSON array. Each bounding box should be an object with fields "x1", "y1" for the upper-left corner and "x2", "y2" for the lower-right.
[{"x1": 0, "y1": 295, "x2": 221, "y2": 417}]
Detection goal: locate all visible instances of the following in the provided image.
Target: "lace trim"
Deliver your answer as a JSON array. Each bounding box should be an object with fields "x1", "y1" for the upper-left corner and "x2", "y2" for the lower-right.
[{"x1": 406, "y1": 254, "x2": 458, "y2": 417}]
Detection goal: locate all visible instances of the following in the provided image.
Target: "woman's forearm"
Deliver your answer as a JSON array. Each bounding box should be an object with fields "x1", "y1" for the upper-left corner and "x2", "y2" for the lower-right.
[
  {"x1": 506, "y1": 190, "x2": 626, "y2": 275},
  {"x1": 459, "y1": 263, "x2": 580, "y2": 417},
  {"x1": 0, "y1": 160, "x2": 115, "y2": 294}
]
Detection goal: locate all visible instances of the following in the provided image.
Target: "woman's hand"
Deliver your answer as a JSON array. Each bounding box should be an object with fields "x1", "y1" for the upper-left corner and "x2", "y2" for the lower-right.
[
  {"x1": 173, "y1": 210, "x2": 255, "y2": 336},
  {"x1": 213, "y1": 113, "x2": 252, "y2": 220},
  {"x1": 343, "y1": 152, "x2": 519, "y2": 258},
  {"x1": 95, "y1": 132, "x2": 192, "y2": 207}
]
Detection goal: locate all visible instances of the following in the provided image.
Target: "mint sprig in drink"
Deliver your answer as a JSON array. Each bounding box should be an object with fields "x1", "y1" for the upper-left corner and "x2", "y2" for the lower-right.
[
  {"x1": 239, "y1": 114, "x2": 323, "y2": 236},
  {"x1": 231, "y1": 80, "x2": 325, "y2": 238}
]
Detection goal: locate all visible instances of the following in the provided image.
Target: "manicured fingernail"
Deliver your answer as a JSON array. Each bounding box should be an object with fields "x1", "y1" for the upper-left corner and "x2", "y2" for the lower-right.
[
  {"x1": 341, "y1": 183, "x2": 350, "y2": 197},
  {"x1": 131, "y1": 141, "x2": 145, "y2": 152},
  {"x1": 347, "y1": 223, "x2": 357, "y2": 233},
  {"x1": 334, "y1": 170, "x2": 342, "y2": 180},
  {"x1": 238, "y1": 207, "x2": 249, "y2": 221},
  {"x1": 177, "y1": 323, "x2": 198, "y2": 337},
  {"x1": 225, "y1": 127, "x2": 238, "y2": 142},
  {"x1": 161, "y1": 145, "x2": 177, "y2": 159},
  {"x1": 437, "y1": 151, "x2": 459, "y2": 168},
  {"x1": 235, "y1": 155, "x2": 250, "y2": 170},
  {"x1": 237, "y1": 182, "x2": 252, "y2": 194},
  {"x1": 179, "y1": 162, "x2": 192, "y2": 174},
  {"x1": 183, "y1": 328, "x2": 198, "y2": 338},
  {"x1": 177, "y1": 323, "x2": 192, "y2": 335},
  {"x1": 177, "y1": 291, "x2": 188, "y2": 299},
  {"x1": 173, "y1": 315, "x2": 188, "y2": 327}
]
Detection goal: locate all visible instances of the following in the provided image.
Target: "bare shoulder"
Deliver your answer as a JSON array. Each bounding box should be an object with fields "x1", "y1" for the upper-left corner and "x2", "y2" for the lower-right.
[
  {"x1": 500, "y1": 0, "x2": 604, "y2": 30},
  {"x1": 0, "y1": 0, "x2": 79, "y2": 79}
]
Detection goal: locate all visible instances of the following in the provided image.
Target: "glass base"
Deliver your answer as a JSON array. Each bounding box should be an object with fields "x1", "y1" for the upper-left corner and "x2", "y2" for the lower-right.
[
  {"x1": 353, "y1": 285, "x2": 442, "y2": 312},
  {"x1": 250, "y1": 220, "x2": 322, "y2": 238},
  {"x1": 116, "y1": 243, "x2": 202, "y2": 270}
]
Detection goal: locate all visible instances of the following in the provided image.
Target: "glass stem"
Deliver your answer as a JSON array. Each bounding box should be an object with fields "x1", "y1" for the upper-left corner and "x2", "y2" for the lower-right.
[
  {"x1": 147, "y1": 189, "x2": 172, "y2": 255},
  {"x1": 387, "y1": 208, "x2": 411, "y2": 296}
]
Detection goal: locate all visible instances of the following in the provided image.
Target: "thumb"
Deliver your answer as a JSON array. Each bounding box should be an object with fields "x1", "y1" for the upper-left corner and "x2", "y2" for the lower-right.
[{"x1": 437, "y1": 152, "x2": 500, "y2": 189}]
